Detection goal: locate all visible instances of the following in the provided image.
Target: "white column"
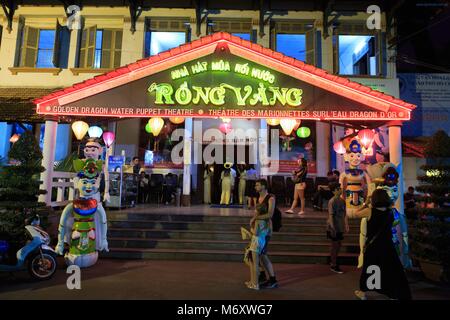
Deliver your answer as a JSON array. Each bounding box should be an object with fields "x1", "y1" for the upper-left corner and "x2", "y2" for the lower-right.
[
  {"x1": 316, "y1": 122, "x2": 331, "y2": 176},
  {"x1": 258, "y1": 119, "x2": 268, "y2": 178},
  {"x1": 38, "y1": 120, "x2": 58, "y2": 205},
  {"x1": 388, "y1": 122, "x2": 404, "y2": 213},
  {"x1": 182, "y1": 117, "x2": 193, "y2": 206}
]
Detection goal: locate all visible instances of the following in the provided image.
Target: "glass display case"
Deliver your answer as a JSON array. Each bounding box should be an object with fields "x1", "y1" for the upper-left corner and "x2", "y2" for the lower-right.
[{"x1": 107, "y1": 171, "x2": 138, "y2": 208}]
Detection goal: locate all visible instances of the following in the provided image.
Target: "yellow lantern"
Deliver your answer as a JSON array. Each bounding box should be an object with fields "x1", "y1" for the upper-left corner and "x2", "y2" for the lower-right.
[
  {"x1": 266, "y1": 119, "x2": 280, "y2": 126},
  {"x1": 148, "y1": 117, "x2": 165, "y2": 136},
  {"x1": 169, "y1": 117, "x2": 185, "y2": 125},
  {"x1": 280, "y1": 119, "x2": 301, "y2": 136},
  {"x1": 71, "y1": 121, "x2": 89, "y2": 140}
]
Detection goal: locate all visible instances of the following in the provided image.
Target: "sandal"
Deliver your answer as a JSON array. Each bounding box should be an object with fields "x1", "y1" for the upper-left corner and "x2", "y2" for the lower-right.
[{"x1": 245, "y1": 282, "x2": 260, "y2": 290}]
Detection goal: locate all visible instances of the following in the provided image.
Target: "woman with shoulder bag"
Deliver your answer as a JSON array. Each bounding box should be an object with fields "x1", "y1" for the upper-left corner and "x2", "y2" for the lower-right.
[{"x1": 285, "y1": 158, "x2": 308, "y2": 215}]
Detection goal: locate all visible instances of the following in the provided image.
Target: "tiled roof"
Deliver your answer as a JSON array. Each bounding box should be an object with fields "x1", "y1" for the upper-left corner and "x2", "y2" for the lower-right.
[
  {"x1": 0, "y1": 87, "x2": 59, "y2": 122},
  {"x1": 34, "y1": 32, "x2": 416, "y2": 113}
]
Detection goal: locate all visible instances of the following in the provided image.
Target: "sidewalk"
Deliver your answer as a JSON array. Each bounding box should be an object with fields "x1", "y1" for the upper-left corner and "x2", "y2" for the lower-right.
[{"x1": 0, "y1": 259, "x2": 449, "y2": 300}]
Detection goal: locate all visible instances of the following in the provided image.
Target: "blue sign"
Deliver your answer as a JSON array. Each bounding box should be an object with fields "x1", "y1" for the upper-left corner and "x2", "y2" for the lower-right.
[
  {"x1": 398, "y1": 73, "x2": 450, "y2": 137},
  {"x1": 109, "y1": 156, "x2": 125, "y2": 172}
]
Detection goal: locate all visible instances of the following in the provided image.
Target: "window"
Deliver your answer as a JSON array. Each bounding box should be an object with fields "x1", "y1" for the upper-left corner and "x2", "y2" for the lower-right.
[
  {"x1": 276, "y1": 34, "x2": 306, "y2": 62},
  {"x1": 18, "y1": 23, "x2": 70, "y2": 68},
  {"x1": 144, "y1": 19, "x2": 190, "y2": 57},
  {"x1": 333, "y1": 23, "x2": 382, "y2": 76},
  {"x1": 36, "y1": 30, "x2": 55, "y2": 68},
  {"x1": 78, "y1": 26, "x2": 122, "y2": 69},
  {"x1": 337, "y1": 35, "x2": 377, "y2": 75},
  {"x1": 207, "y1": 19, "x2": 254, "y2": 42},
  {"x1": 271, "y1": 21, "x2": 317, "y2": 65}
]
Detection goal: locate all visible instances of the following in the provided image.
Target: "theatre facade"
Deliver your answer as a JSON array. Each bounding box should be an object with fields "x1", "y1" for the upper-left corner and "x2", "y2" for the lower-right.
[
  {"x1": 33, "y1": 32, "x2": 415, "y2": 206},
  {"x1": 0, "y1": 1, "x2": 415, "y2": 208}
]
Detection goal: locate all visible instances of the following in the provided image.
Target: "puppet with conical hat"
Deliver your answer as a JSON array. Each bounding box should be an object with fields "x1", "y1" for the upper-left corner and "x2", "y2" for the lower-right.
[{"x1": 55, "y1": 158, "x2": 109, "y2": 268}]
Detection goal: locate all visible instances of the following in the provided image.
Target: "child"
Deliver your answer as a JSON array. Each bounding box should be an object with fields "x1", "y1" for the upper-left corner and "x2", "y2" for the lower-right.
[{"x1": 327, "y1": 183, "x2": 349, "y2": 274}]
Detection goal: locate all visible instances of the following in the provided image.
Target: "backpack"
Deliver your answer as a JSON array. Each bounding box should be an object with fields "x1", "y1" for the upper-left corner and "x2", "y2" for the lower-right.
[
  {"x1": 262, "y1": 194, "x2": 282, "y2": 232},
  {"x1": 272, "y1": 207, "x2": 282, "y2": 232}
]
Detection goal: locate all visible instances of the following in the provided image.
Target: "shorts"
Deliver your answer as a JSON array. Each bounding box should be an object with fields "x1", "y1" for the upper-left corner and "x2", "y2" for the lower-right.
[
  {"x1": 261, "y1": 236, "x2": 271, "y2": 255},
  {"x1": 295, "y1": 182, "x2": 306, "y2": 190},
  {"x1": 327, "y1": 231, "x2": 344, "y2": 241}
]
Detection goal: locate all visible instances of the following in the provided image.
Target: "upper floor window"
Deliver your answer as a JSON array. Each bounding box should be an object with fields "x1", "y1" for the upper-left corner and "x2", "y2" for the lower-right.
[
  {"x1": 144, "y1": 18, "x2": 190, "y2": 57},
  {"x1": 207, "y1": 19, "x2": 254, "y2": 42},
  {"x1": 18, "y1": 23, "x2": 70, "y2": 68},
  {"x1": 78, "y1": 26, "x2": 122, "y2": 69},
  {"x1": 271, "y1": 21, "x2": 317, "y2": 65},
  {"x1": 333, "y1": 23, "x2": 382, "y2": 76}
]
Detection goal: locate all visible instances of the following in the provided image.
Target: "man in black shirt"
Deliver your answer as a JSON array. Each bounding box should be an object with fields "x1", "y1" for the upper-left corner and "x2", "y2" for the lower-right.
[{"x1": 313, "y1": 170, "x2": 340, "y2": 211}]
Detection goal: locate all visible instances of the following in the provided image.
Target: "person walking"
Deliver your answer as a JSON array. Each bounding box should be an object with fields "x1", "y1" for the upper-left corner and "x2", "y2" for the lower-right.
[
  {"x1": 245, "y1": 179, "x2": 278, "y2": 290},
  {"x1": 354, "y1": 189, "x2": 412, "y2": 300},
  {"x1": 245, "y1": 165, "x2": 258, "y2": 210},
  {"x1": 326, "y1": 183, "x2": 349, "y2": 274},
  {"x1": 285, "y1": 158, "x2": 308, "y2": 215}
]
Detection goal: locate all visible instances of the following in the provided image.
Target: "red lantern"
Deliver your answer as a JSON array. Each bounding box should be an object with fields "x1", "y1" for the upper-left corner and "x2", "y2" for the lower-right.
[
  {"x1": 219, "y1": 122, "x2": 232, "y2": 134},
  {"x1": 358, "y1": 129, "x2": 375, "y2": 149},
  {"x1": 333, "y1": 141, "x2": 346, "y2": 154}
]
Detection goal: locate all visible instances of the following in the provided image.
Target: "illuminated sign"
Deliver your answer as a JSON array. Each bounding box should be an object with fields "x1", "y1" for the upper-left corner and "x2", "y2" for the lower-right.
[{"x1": 36, "y1": 45, "x2": 412, "y2": 121}]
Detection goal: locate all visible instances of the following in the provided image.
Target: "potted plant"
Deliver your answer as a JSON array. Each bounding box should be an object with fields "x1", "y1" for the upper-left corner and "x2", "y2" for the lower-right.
[{"x1": 410, "y1": 130, "x2": 450, "y2": 282}]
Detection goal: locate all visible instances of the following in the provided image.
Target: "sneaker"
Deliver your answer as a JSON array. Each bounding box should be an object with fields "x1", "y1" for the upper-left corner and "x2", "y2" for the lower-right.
[
  {"x1": 330, "y1": 266, "x2": 344, "y2": 274},
  {"x1": 354, "y1": 290, "x2": 367, "y2": 300},
  {"x1": 285, "y1": 209, "x2": 294, "y2": 214},
  {"x1": 260, "y1": 279, "x2": 279, "y2": 289},
  {"x1": 258, "y1": 272, "x2": 268, "y2": 283}
]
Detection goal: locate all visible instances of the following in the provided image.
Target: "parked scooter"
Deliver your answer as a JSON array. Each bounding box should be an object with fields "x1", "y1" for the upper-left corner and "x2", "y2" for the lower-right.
[{"x1": 0, "y1": 216, "x2": 57, "y2": 280}]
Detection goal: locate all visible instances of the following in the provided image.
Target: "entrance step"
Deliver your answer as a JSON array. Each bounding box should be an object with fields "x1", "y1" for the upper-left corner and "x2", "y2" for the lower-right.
[
  {"x1": 108, "y1": 237, "x2": 360, "y2": 253},
  {"x1": 102, "y1": 247, "x2": 358, "y2": 265},
  {"x1": 108, "y1": 228, "x2": 359, "y2": 242},
  {"x1": 108, "y1": 220, "x2": 359, "y2": 233}
]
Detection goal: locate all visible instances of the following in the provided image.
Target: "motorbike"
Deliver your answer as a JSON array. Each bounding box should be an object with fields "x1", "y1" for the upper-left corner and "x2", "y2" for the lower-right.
[{"x1": 0, "y1": 216, "x2": 57, "y2": 280}]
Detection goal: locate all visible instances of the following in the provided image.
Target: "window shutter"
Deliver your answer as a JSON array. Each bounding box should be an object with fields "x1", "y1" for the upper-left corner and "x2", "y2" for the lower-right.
[
  {"x1": 20, "y1": 26, "x2": 39, "y2": 67},
  {"x1": 113, "y1": 30, "x2": 122, "y2": 68},
  {"x1": 101, "y1": 29, "x2": 112, "y2": 68},
  {"x1": 305, "y1": 28, "x2": 315, "y2": 65},
  {"x1": 100, "y1": 29, "x2": 122, "y2": 69},
  {"x1": 79, "y1": 25, "x2": 96, "y2": 68},
  {"x1": 149, "y1": 19, "x2": 189, "y2": 32},
  {"x1": 208, "y1": 20, "x2": 252, "y2": 34},
  {"x1": 52, "y1": 20, "x2": 62, "y2": 67}
]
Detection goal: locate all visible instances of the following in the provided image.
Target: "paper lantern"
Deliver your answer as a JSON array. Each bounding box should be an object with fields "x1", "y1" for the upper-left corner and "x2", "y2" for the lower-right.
[
  {"x1": 333, "y1": 141, "x2": 346, "y2": 154},
  {"x1": 266, "y1": 119, "x2": 280, "y2": 126},
  {"x1": 169, "y1": 117, "x2": 185, "y2": 124},
  {"x1": 280, "y1": 119, "x2": 301, "y2": 136},
  {"x1": 358, "y1": 129, "x2": 375, "y2": 149},
  {"x1": 219, "y1": 122, "x2": 232, "y2": 134},
  {"x1": 9, "y1": 133, "x2": 20, "y2": 143},
  {"x1": 296, "y1": 127, "x2": 311, "y2": 138},
  {"x1": 148, "y1": 117, "x2": 164, "y2": 136},
  {"x1": 71, "y1": 121, "x2": 89, "y2": 141},
  {"x1": 88, "y1": 126, "x2": 103, "y2": 138},
  {"x1": 145, "y1": 122, "x2": 152, "y2": 133},
  {"x1": 102, "y1": 131, "x2": 115, "y2": 148}
]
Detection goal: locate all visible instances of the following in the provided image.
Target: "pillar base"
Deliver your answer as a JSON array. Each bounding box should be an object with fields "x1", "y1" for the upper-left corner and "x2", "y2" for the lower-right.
[{"x1": 181, "y1": 195, "x2": 191, "y2": 207}]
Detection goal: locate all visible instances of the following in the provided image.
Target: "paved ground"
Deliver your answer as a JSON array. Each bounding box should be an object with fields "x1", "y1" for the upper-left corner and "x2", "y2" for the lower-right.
[{"x1": 0, "y1": 259, "x2": 449, "y2": 300}]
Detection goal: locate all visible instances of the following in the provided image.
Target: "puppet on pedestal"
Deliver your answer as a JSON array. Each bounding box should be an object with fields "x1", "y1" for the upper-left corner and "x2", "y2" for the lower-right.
[
  {"x1": 55, "y1": 159, "x2": 109, "y2": 267},
  {"x1": 339, "y1": 138, "x2": 367, "y2": 268}
]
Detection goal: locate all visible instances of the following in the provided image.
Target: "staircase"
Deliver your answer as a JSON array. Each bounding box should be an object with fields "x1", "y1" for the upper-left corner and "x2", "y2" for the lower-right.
[{"x1": 103, "y1": 208, "x2": 360, "y2": 265}]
